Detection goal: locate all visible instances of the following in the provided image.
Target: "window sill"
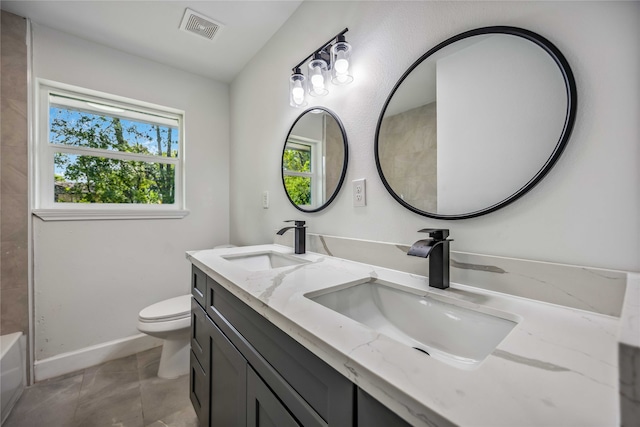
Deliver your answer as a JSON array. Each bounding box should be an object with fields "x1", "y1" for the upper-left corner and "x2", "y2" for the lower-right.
[{"x1": 33, "y1": 209, "x2": 190, "y2": 221}]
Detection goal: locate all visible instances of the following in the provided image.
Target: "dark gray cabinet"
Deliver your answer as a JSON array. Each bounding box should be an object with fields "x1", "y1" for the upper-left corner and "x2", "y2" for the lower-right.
[
  {"x1": 210, "y1": 310, "x2": 247, "y2": 427},
  {"x1": 209, "y1": 277, "x2": 353, "y2": 427},
  {"x1": 247, "y1": 366, "x2": 300, "y2": 427},
  {"x1": 192, "y1": 265, "x2": 207, "y2": 307},
  {"x1": 191, "y1": 299, "x2": 209, "y2": 367},
  {"x1": 357, "y1": 389, "x2": 411, "y2": 427},
  {"x1": 189, "y1": 350, "x2": 209, "y2": 427},
  {"x1": 190, "y1": 300, "x2": 209, "y2": 427},
  {"x1": 190, "y1": 264, "x2": 412, "y2": 427}
]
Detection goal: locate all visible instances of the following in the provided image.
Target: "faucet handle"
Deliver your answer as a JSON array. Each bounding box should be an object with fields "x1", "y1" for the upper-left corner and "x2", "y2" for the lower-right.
[
  {"x1": 285, "y1": 220, "x2": 306, "y2": 227},
  {"x1": 417, "y1": 228, "x2": 449, "y2": 240}
]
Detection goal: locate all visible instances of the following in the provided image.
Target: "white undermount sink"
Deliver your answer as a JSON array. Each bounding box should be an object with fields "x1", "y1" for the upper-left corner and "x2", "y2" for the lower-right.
[
  {"x1": 306, "y1": 280, "x2": 518, "y2": 369},
  {"x1": 222, "y1": 251, "x2": 310, "y2": 271}
]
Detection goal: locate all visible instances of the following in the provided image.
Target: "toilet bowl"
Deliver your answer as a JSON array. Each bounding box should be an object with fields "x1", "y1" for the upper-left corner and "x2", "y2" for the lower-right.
[{"x1": 137, "y1": 294, "x2": 191, "y2": 379}]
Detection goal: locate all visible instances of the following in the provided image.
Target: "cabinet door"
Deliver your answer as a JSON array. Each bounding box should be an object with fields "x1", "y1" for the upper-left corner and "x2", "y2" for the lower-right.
[
  {"x1": 189, "y1": 351, "x2": 209, "y2": 427},
  {"x1": 210, "y1": 314, "x2": 247, "y2": 427},
  {"x1": 210, "y1": 278, "x2": 353, "y2": 426},
  {"x1": 191, "y1": 265, "x2": 207, "y2": 308},
  {"x1": 191, "y1": 299, "x2": 209, "y2": 369},
  {"x1": 247, "y1": 367, "x2": 300, "y2": 427},
  {"x1": 357, "y1": 388, "x2": 411, "y2": 427}
]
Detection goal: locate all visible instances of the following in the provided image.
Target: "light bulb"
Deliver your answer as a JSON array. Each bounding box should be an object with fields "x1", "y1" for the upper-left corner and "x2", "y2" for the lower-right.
[
  {"x1": 292, "y1": 84, "x2": 304, "y2": 104},
  {"x1": 311, "y1": 74, "x2": 324, "y2": 89},
  {"x1": 293, "y1": 92, "x2": 304, "y2": 105},
  {"x1": 308, "y1": 57, "x2": 329, "y2": 96},
  {"x1": 334, "y1": 57, "x2": 349, "y2": 74},
  {"x1": 330, "y1": 39, "x2": 353, "y2": 85},
  {"x1": 289, "y1": 71, "x2": 307, "y2": 107}
]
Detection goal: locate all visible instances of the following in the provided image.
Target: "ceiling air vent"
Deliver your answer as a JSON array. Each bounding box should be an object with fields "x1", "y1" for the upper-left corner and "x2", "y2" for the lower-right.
[{"x1": 179, "y1": 8, "x2": 223, "y2": 42}]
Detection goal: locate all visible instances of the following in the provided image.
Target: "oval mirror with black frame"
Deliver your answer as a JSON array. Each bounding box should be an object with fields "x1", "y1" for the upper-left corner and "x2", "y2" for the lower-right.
[
  {"x1": 282, "y1": 107, "x2": 348, "y2": 212},
  {"x1": 375, "y1": 26, "x2": 576, "y2": 220}
]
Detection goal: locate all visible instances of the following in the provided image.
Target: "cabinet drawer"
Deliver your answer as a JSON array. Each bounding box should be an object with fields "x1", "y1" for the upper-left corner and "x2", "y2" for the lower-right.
[
  {"x1": 208, "y1": 278, "x2": 354, "y2": 426},
  {"x1": 191, "y1": 265, "x2": 207, "y2": 308},
  {"x1": 190, "y1": 299, "x2": 209, "y2": 371},
  {"x1": 189, "y1": 351, "x2": 209, "y2": 427}
]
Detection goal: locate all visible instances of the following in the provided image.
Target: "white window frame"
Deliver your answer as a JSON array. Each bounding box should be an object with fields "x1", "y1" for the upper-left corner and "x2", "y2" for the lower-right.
[
  {"x1": 283, "y1": 136, "x2": 324, "y2": 209},
  {"x1": 33, "y1": 80, "x2": 188, "y2": 221}
]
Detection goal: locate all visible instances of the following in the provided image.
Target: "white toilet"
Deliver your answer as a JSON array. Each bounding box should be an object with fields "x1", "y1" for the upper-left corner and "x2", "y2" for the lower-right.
[{"x1": 137, "y1": 294, "x2": 191, "y2": 379}]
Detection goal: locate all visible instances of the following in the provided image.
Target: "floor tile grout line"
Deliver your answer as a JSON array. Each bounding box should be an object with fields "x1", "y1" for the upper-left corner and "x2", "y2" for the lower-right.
[
  {"x1": 71, "y1": 368, "x2": 87, "y2": 425},
  {"x1": 137, "y1": 351, "x2": 147, "y2": 425}
]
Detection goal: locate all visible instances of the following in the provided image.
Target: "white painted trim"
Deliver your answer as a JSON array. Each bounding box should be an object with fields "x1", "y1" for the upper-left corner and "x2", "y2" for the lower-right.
[
  {"x1": 33, "y1": 209, "x2": 189, "y2": 221},
  {"x1": 34, "y1": 79, "x2": 187, "y2": 212},
  {"x1": 33, "y1": 334, "x2": 162, "y2": 382},
  {"x1": 27, "y1": 17, "x2": 36, "y2": 387},
  {"x1": 37, "y1": 78, "x2": 185, "y2": 116},
  {"x1": 50, "y1": 145, "x2": 181, "y2": 165}
]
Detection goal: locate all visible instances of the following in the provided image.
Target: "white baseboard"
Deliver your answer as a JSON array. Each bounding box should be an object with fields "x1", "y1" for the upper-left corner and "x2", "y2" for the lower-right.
[{"x1": 34, "y1": 334, "x2": 163, "y2": 382}]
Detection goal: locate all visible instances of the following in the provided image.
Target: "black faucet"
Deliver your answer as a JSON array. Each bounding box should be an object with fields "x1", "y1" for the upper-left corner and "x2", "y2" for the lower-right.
[
  {"x1": 407, "y1": 229, "x2": 453, "y2": 289},
  {"x1": 276, "y1": 220, "x2": 306, "y2": 254}
]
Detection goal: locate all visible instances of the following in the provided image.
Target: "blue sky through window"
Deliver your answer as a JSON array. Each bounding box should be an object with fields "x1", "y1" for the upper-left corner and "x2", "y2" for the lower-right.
[
  {"x1": 50, "y1": 106, "x2": 179, "y2": 177},
  {"x1": 49, "y1": 106, "x2": 179, "y2": 155}
]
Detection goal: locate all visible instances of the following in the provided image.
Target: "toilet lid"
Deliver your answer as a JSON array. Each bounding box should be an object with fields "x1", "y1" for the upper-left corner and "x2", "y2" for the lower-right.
[{"x1": 139, "y1": 295, "x2": 191, "y2": 322}]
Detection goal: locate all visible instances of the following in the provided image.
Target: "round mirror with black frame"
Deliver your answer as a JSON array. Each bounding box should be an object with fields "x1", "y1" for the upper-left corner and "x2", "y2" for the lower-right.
[
  {"x1": 282, "y1": 107, "x2": 348, "y2": 212},
  {"x1": 375, "y1": 26, "x2": 577, "y2": 220}
]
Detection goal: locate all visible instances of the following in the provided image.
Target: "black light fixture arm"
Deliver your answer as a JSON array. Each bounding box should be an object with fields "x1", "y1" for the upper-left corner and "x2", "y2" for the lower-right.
[{"x1": 292, "y1": 28, "x2": 349, "y2": 72}]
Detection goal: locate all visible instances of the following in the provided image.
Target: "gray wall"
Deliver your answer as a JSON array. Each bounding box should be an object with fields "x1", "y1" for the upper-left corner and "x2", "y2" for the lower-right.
[
  {"x1": 1, "y1": 11, "x2": 28, "y2": 338},
  {"x1": 378, "y1": 102, "x2": 437, "y2": 212}
]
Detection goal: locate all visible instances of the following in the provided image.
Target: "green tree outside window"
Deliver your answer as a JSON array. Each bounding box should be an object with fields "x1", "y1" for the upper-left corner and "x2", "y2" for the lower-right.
[{"x1": 50, "y1": 106, "x2": 178, "y2": 204}]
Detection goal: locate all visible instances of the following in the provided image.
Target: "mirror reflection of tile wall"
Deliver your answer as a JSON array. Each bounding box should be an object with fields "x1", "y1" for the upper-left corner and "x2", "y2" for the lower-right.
[
  {"x1": 378, "y1": 102, "x2": 437, "y2": 212},
  {"x1": 325, "y1": 116, "x2": 343, "y2": 198},
  {"x1": 1, "y1": 11, "x2": 29, "y2": 337}
]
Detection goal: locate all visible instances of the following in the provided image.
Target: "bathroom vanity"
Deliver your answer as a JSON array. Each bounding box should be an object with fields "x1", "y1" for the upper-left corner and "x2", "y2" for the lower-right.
[
  {"x1": 189, "y1": 263, "x2": 404, "y2": 427},
  {"x1": 187, "y1": 244, "x2": 623, "y2": 427}
]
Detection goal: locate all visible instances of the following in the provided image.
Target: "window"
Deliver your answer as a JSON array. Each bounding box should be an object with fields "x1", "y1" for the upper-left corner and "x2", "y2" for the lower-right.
[
  {"x1": 34, "y1": 81, "x2": 187, "y2": 220},
  {"x1": 282, "y1": 136, "x2": 324, "y2": 208}
]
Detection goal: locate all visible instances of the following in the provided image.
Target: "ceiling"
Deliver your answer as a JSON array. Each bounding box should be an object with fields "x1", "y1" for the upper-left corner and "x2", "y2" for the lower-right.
[{"x1": 1, "y1": 0, "x2": 303, "y2": 83}]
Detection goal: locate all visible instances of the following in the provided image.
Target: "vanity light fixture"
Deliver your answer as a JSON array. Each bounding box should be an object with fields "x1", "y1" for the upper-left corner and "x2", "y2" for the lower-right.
[
  {"x1": 331, "y1": 35, "x2": 353, "y2": 85},
  {"x1": 289, "y1": 68, "x2": 307, "y2": 108},
  {"x1": 289, "y1": 28, "x2": 353, "y2": 108},
  {"x1": 308, "y1": 53, "x2": 330, "y2": 97}
]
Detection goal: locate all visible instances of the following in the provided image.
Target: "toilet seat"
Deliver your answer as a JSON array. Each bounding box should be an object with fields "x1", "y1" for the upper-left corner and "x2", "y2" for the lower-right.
[
  {"x1": 137, "y1": 294, "x2": 192, "y2": 379},
  {"x1": 139, "y1": 294, "x2": 191, "y2": 323}
]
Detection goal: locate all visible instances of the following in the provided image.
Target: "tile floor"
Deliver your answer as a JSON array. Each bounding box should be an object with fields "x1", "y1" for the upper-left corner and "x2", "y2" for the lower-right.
[{"x1": 4, "y1": 347, "x2": 197, "y2": 427}]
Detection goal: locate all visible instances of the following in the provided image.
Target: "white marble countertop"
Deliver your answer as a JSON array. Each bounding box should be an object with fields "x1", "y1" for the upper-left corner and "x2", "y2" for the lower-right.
[{"x1": 187, "y1": 244, "x2": 620, "y2": 427}]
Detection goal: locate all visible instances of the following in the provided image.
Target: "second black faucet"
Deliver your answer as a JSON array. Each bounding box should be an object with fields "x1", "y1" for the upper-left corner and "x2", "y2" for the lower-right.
[{"x1": 407, "y1": 228, "x2": 453, "y2": 289}]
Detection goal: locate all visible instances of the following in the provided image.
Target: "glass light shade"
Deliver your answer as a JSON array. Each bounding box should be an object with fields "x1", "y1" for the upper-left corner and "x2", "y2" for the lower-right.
[
  {"x1": 308, "y1": 58, "x2": 329, "y2": 96},
  {"x1": 330, "y1": 41, "x2": 353, "y2": 85},
  {"x1": 289, "y1": 73, "x2": 307, "y2": 107}
]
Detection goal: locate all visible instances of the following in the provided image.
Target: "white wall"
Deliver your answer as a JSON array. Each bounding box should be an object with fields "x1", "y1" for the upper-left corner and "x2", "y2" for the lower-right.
[
  {"x1": 290, "y1": 112, "x2": 323, "y2": 141},
  {"x1": 230, "y1": 1, "x2": 640, "y2": 272},
  {"x1": 32, "y1": 24, "x2": 230, "y2": 361},
  {"x1": 437, "y1": 34, "x2": 566, "y2": 214}
]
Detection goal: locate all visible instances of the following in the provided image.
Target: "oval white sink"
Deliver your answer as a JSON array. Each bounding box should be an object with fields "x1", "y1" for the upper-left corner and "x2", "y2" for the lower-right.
[
  {"x1": 222, "y1": 251, "x2": 309, "y2": 271},
  {"x1": 307, "y1": 280, "x2": 518, "y2": 369}
]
